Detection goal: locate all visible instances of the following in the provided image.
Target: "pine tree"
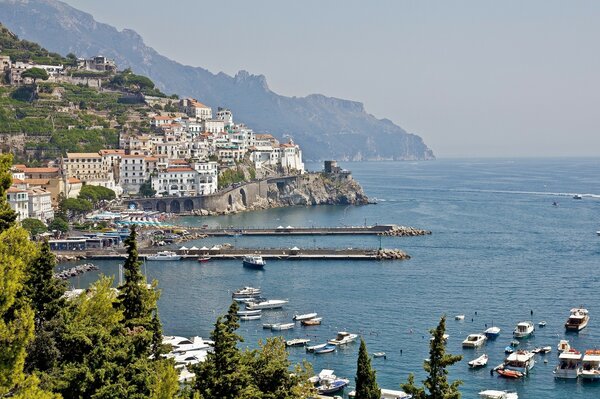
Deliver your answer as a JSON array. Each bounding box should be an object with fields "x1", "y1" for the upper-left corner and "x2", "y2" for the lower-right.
[
  {"x1": 355, "y1": 337, "x2": 380, "y2": 399},
  {"x1": 401, "y1": 316, "x2": 463, "y2": 399}
]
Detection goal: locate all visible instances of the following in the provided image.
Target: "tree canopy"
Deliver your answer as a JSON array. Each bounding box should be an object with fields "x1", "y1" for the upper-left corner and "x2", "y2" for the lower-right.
[
  {"x1": 78, "y1": 184, "x2": 116, "y2": 204},
  {"x1": 355, "y1": 337, "x2": 380, "y2": 399},
  {"x1": 21, "y1": 67, "x2": 49, "y2": 83},
  {"x1": 21, "y1": 217, "x2": 47, "y2": 236}
]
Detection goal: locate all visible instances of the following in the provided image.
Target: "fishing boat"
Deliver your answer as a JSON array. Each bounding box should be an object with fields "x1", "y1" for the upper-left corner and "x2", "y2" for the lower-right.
[
  {"x1": 553, "y1": 349, "x2": 582, "y2": 379},
  {"x1": 557, "y1": 339, "x2": 570, "y2": 353},
  {"x1": 469, "y1": 354, "x2": 489, "y2": 368},
  {"x1": 242, "y1": 255, "x2": 265, "y2": 269},
  {"x1": 240, "y1": 314, "x2": 261, "y2": 321},
  {"x1": 479, "y1": 390, "x2": 518, "y2": 399},
  {"x1": 246, "y1": 299, "x2": 288, "y2": 310},
  {"x1": 462, "y1": 333, "x2": 487, "y2": 348},
  {"x1": 306, "y1": 343, "x2": 328, "y2": 352},
  {"x1": 271, "y1": 322, "x2": 294, "y2": 331},
  {"x1": 236, "y1": 309, "x2": 262, "y2": 316},
  {"x1": 231, "y1": 286, "x2": 261, "y2": 300},
  {"x1": 146, "y1": 251, "x2": 181, "y2": 261},
  {"x1": 500, "y1": 350, "x2": 535, "y2": 376},
  {"x1": 314, "y1": 344, "x2": 337, "y2": 354},
  {"x1": 301, "y1": 317, "x2": 322, "y2": 326},
  {"x1": 285, "y1": 338, "x2": 311, "y2": 347},
  {"x1": 484, "y1": 326, "x2": 501, "y2": 339},
  {"x1": 565, "y1": 308, "x2": 589, "y2": 331},
  {"x1": 578, "y1": 350, "x2": 600, "y2": 380},
  {"x1": 328, "y1": 331, "x2": 358, "y2": 346},
  {"x1": 513, "y1": 321, "x2": 534, "y2": 338},
  {"x1": 197, "y1": 256, "x2": 210, "y2": 262},
  {"x1": 293, "y1": 312, "x2": 318, "y2": 321}
]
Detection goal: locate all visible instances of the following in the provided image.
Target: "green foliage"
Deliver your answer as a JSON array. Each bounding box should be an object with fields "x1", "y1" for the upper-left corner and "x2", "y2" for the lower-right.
[
  {"x1": 21, "y1": 67, "x2": 49, "y2": 82},
  {"x1": 218, "y1": 167, "x2": 246, "y2": 189},
  {"x1": 10, "y1": 85, "x2": 35, "y2": 102},
  {"x1": 139, "y1": 180, "x2": 157, "y2": 197},
  {"x1": 0, "y1": 154, "x2": 17, "y2": 231},
  {"x1": 78, "y1": 184, "x2": 116, "y2": 204},
  {"x1": 59, "y1": 197, "x2": 92, "y2": 218},
  {"x1": 0, "y1": 25, "x2": 66, "y2": 65},
  {"x1": 21, "y1": 218, "x2": 47, "y2": 236},
  {"x1": 48, "y1": 216, "x2": 69, "y2": 233},
  {"x1": 401, "y1": 316, "x2": 463, "y2": 399},
  {"x1": 355, "y1": 338, "x2": 380, "y2": 399}
]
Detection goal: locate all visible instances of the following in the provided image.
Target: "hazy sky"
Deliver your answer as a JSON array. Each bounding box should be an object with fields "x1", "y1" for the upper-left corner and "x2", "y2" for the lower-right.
[{"x1": 63, "y1": 0, "x2": 600, "y2": 158}]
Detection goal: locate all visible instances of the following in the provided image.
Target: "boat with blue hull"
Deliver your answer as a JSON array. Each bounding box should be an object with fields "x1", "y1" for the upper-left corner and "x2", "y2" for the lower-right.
[{"x1": 242, "y1": 255, "x2": 265, "y2": 269}]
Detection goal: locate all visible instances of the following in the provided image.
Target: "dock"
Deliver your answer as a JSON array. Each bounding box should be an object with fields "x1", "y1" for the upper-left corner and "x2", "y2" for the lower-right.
[{"x1": 183, "y1": 224, "x2": 430, "y2": 237}]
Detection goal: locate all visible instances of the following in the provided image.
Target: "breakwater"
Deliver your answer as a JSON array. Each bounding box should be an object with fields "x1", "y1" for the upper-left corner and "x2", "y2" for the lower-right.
[
  {"x1": 54, "y1": 263, "x2": 99, "y2": 280},
  {"x1": 183, "y1": 224, "x2": 430, "y2": 237}
]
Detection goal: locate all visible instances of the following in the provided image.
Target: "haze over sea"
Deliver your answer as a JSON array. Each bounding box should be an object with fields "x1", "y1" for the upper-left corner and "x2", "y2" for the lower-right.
[{"x1": 71, "y1": 158, "x2": 600, "y2": 398}]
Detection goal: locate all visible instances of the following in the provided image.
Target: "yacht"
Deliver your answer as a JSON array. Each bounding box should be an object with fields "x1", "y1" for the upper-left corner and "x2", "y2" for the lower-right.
[
  {"x1": 328, "y1": 331, "x2": 358, "y2": 346},
  {"x1": 565, "y1": 308, "x2": 589, "y2": 331},
  {"x1": 553, "y1": 349, "x2": 582, "y2": 379},
  {"x1": 578, "y1": 350, "x2": 600, "y2": 380},
  {"x1": 242, "y1": 255, "x2": 265, "y2": 269},
  {"x1": 513, "y1": 321, "x2": 534, "y2": 338},
  {"x1": 146, "y1": 251, "x2": 181, "y2": 261},
  {"x1": 232, "y1": 286, "x2": 261, "y2": 300},
  {"x1": 479, "y1": 390, "x2": 518, "y2": 399},
  {"x1": 500, "y1": 350, "x2": 536, "y2": 375},
  {"x1": 246, "y1": 299, "x2": 288, "y2": 310},
  {"x1": 462, "y1": 333, "x2": 487, "y2": 348}
]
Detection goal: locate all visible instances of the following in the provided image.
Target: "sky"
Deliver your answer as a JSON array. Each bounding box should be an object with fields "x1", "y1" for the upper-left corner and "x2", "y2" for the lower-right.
[{"x1": 63, "y1": 0, "x2": 600, "y2": 158}]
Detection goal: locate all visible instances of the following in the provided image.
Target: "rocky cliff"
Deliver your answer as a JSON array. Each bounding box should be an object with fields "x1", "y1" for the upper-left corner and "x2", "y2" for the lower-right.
[{"x1": 0, "y1": 0, "x2": 435, "y2": 161}]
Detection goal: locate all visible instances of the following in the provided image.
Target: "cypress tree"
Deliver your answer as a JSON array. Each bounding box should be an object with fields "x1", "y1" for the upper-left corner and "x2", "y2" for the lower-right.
[
  {"x1": 355, "y1": 337, "x2": 380, "y2": 399},
  {"x1": 401, "y1": 316, "x2": 463, "y2": 399},
  {"x1": 117, "y1": 225, "x2": 146, "y2": 321}
]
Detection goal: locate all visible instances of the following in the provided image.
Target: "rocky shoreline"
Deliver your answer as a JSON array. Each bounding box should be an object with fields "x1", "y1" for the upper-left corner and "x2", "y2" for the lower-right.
[
  {"x1": 54, "y1": 263, "x2": 99, "y2": 280},
  {"x1": 377, "y1": 225, "x2": 432, "y2": 236}
]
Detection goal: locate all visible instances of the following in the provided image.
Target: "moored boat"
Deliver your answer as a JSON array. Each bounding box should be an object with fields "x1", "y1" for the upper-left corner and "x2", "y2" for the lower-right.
[
  {"x1": 317, "y1": 378, "x2": 348, "y2": 395},
  {"x1": 455, "y1": 314, "x2": 465, "y2": 320},
  {"x1": 236, "y1": 309, "x2": 262, "y2": 316},
  {"x1": 565, "y1": 308, "x2": 589, "y2": 331},
  {"x1": 513, "y1": 321, "x2": 534, "y2": 338},
  {"x1": 484, "y1": 326, "x2": 501, "y2": 339},
  {"x1": 232, "y1": 286, "x2": 261, "y2": 299},
  {"x1": 557, "y1": 339, "x2": 570, "y2": 353},
  {"x1": 271, "y1": 322, "x2": 295, "y2": 331},
  {"x1": 286, "y1": 338, "x2": 311, "y2": 347},
  {"x1": 197, "y1": 256, "x2": 210, "y2": 262},
  {"x1": 479, "y1": 390, "x2": 518, "y2": 399},
  {"x1": 328, "y1": 331, "x2": 358, "y2": 346},
  {"x1": 469, "y1": 354, "x2": 489, "y2": 368},
  {"x1": 578, "y1": 350, "x2": 600, "y2": 380},
  {"x1": 240, "y1": 314, "x2": 261, "y2": 321},
  {"x1": 146, "y1": 251, "x2": 181, "y2": 261},
  {"x1": 293, "y1": 312, "x2": 318, "y2": 321},
  {"x1": 496, "y1": 368, "x2": 524, "y2": 379},
  {"x1": 538, "y1": 320, "x2": 546, "y2": 327},
  {"x1": 301, "y1": 317, "x2": 322, "y2": 326},
  {"x1": 314, "y1": 344, "x2": 337, "y2": 354},
  {"x1": 246, "y1": 299, "x2": 288, "y2": 310},
  {"x1": 500, "y1": 349, "x2": 535, "y2": 375},
  {"x1": 553, "y1": 349, "x2": 581, "y2": 379},
  {"x1": 462, "y1": 333, "x2": 487, "y2": 348},
  {"x1": 242, "y1": 255, "x2": 265, "y2": 269},
  {"x1": 306, "y1": 343, "x2": 328, "y2": 352},
  {"x1": 373, "y1": 352, "x2": 387, "y2": 359}
]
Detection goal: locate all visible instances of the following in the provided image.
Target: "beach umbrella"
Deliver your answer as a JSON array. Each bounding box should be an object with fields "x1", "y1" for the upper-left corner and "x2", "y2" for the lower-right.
[
  {"x1": 190, "y1": 246, "x2": 199, "y2": 251},
  {"x1": 286, "y1": 225, "x2": 293, "y2": 229},
  {"x1": 200, "y1": 246, "x2": 209, "y2": 251},
  {"x1": 290, "y1": 246, "x2": 300, "y2": 251},
  {"x1": 277, "y1": 225, "x2": 284, "y2": 229},
  {"x1": 179, "y1": 246, "x2": 189, "y2": 251}
]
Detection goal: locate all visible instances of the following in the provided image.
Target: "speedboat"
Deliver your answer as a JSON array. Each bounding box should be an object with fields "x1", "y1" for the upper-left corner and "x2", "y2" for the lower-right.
[
  {"x1": 163, "y1": 336, "x2": 213, "y2": 354},
  {"x1": 301, "y1": 317, "x2": 322, "y2": 326},
  {"x1": 285, "y1": 338, "x2": 310, "y2": 347},
  {"x1": 513, "y1": 321, "x2": 534, "y2": 338},
  {"x1": 328, "y1": 331, "x2": 358, "y2": 346},
  {"x1": 532, "y1": 346, "x2": 551, "y2": 354},
  {"x1": 349, "y1": 389, "x2": 412, "y2": 399},
  {"x1": 469, "y1": 354, "x2": 489, "y2": 368},
  {"x1": 271, "y1": 323, "x2": 295, "y2": 331},
  {"x1": 462, "y1": 334, "x2": 487, "y2": 348},
  {"x1": 455, "y1": 314, "x2": 465, "y2": 320},
  {"x1": 314, "y1": 344, "x2": 337, "y2": 354},
  {"x1": 484, "y1": 326, "x2": 501, "y2": 339},
  {"x1": 557, "y1": 339, "x2": 571, "y2": 353},
  {"x1": 430, "y1": 333, "x2": 449, "y2": 342},
  {"x1": 496, "y1": 369, "x2": 523, "y2": 379},
  {"x1": 573, "y1": 194, "x2": 583, "y2": 200},
  {"x1": 565, "y1": 308, "x2": 589, "y2": 331},
  {"x1": 500, "y1": 350, "x2": 535, "y2": 376},
  {"x1": 246, "y1": 299, "x2": 288, "y2": 310},
  {"x1": 554, "y1": 349, "x2": 582, "y2": 379},
  {"x1": 479, "y1": 390, "x2": 518, "y2": 399},
  {"x1": 578, "y1": 350, "x2": 600, "y2": 380},
  {"x1": 293, "y1": 312, "x2": 318, "y2": 321},
  {"x1": 317, "y1": 379, "x2": 349, "y2": 395},
  {"x1": 242, "y1": 255, "x2": 265, "y2": 269},
  {"x1": 146, "y1": 250, "x2": 181, "y2": 261},
  {"x1": 232, "y1": 286, "x2": 261, "y2": 299},
  {"x1": 262, "y1": 323, "x2": 276, "y2": 329}
]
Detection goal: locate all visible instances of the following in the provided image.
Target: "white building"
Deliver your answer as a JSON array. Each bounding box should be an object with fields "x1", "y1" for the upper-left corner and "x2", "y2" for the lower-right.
[
  {"x1": 27, "y1": 187, "x2": 54, "y2": 222},
  {"x1": 202, "y1": 119, "x2": 225, "y2": 134},
  {"x1": 7, "y1": 187, "x2": 29, "y2": 221},
  {"x1": 216, "y1": 108, "x2": 233, "y2": 126},
  {"x1": 152, "y1": 162, "x2": 218, "y2": 197},
  {"x1": 119, "y1": 154, "x2": 147, "y2": 195},
  {"x1": 185, "y1": 99, "x2": 212, "y2": 120}
]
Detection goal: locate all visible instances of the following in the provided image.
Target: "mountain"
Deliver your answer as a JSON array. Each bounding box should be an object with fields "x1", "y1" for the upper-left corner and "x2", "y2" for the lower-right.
[{"x1": 0, "y1": 0, "x2": 435, "y2": 161}]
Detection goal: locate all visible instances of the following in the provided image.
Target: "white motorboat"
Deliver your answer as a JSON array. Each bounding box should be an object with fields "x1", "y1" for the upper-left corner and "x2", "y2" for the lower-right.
[
  {"x1": 146, "y1": 250, "x2": 181, "y2": 261},
  {"x1": 565, "y1": 308, "x2": 589, "y2": 331},
  {"x1": 306, "y1": 343, "x2": 328, "y2": 352},
  {"x1": 328, "y1": 331, "x2": 358, "y2": 346},
  {"x1": 240, "y1": 314, "x2": 261, "y2": 321},
  {"x1": 246, "y1": 299, "x2": 288, "y2": 310},
  {"x1": 232, "y1": 286, "x2": 261, "y2": 299},
  {"x1": 469, "y1": 354, "x2": 489, "y2": 368},
  {"x1": 484, "y1": 326, "x2": 501, "y2": 339},
  {"x1": 554, "y1": 349, "x2": 582, "y2": 379},
  {"x1": 349, "y1": 388, "x2": 412, "y2": 399},
  {"x1": 573, "y1": 194, "x2": 583, "y2": 200},
  {"x1": 558, "y1": 339, "x2": 571, "y2": 353},
  {"x1": 309, "y1": 369, "x2": 336, "y2": 384},
  {"x1": 286, "y1": 338, "x2": 311, "y2": 347},
  {"x1": 430, "y1": 333, "x2": 450, "y2": 342},
  {"x1": 237, "y1": 309, "x2": 262, "y2": 316},
  {"x1": 578, "y1": 350, "x2": 600, "y2": 380},
  {"x1": 293, "y1": 312, "x2": 318, "y2": 321},
  {"x1": 502, "y1": 350, "x2": 536, "y2": 375},
  {"x1": 455, "y1": 314, "x2": 465, "y2": 320},
  {"x1": 163, "y1": 336, "x2": 212, "y2": 355},
  {"x1": 462, "y1": 334, "x2": 487, "y2": 348},
  {"x1": 271, "y1": 322, "x2": 295, "y2": 331},
  {"x1": 301, "y1": 317, "x2": 322, "y2": 326},
  {"x1": 479, "y1": 390, "x2": 518, "y2": 399},
  {"x1": 242, "y1": 255, "x2": 265, "y2": 269},
  {"x1": 513, "y1": 321, "x2": 534, "y2": 338}
]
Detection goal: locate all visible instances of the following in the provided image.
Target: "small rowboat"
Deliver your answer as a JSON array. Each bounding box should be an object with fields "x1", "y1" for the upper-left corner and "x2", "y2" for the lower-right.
[
  {"x1": 301, "y1": 317, "x2": 322, "y2": 326},
  {"x1": 240, "y1": 314, "x2": 261, "y2": 321},
  {"x1": 293, "y1": 313, "x2": 318, "y2": 321},
  {"x1": 314, "y1": 344, "x2": 336, "y2": 354},
  {"x1": 285, "y1": 338, "x2": 311, "y2": 347},
  {"x1": 271, "y1": 323, "x2": 295, "y2": 331},
  {"x1": 306, "y1": 343, "x2": 327, "y2": 352},
  {"x1": 496, "y1": 369, "x2": 523, "y2": 379},
  {"x1": 373, "y1": 352, "x2": 387, "y2": 358},
  {"x1": 469, "y1": 354, "x2": 489, "y2": 368},
  {"x1": 198, "y1": 257, "x2": 210, "y2": 262},
  {"x1": 237, "y1": 309, "x2": 261, "y2": 316},
  {"x1": 455, "y1": 314, "x2": 465, "y2": 321}
]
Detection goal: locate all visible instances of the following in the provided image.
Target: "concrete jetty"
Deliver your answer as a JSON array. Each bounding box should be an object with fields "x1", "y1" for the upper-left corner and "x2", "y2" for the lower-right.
[{"x1": 183, "y1": 224, "x2": 430, "y2": 237}]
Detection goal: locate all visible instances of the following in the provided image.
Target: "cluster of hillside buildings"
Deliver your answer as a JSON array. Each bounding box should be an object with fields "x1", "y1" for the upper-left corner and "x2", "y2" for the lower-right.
[{"x1": 4, "y1": 56, "x2": 305, "y2": 223}]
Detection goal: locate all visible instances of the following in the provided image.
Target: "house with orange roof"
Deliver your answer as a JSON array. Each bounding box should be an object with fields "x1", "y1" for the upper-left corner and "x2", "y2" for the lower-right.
[{"x1": 182, "y1": 98, "x2": 212, "y2": 120}]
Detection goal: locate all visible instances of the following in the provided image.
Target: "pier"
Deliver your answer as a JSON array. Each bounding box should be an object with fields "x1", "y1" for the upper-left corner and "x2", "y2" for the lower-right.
[{"x1": 183, "y1": 224, "x2": 430, "y2": 237}]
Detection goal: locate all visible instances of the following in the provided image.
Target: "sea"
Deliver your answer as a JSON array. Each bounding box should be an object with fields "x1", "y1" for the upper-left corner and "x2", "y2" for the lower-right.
[{"x1": 67, "y1": 158, "x2": 600, "y2": 398}]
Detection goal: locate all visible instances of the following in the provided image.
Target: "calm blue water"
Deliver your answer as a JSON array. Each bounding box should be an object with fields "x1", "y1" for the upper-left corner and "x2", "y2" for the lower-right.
[{"x1": 69, "y1": 158, "x2": 600, "y2": 398}]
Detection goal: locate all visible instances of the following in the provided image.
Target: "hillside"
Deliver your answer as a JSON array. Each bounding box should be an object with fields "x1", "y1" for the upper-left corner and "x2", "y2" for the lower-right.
[{"x1": 0, "y1": 0, "x2": 435, "y2": 161}]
